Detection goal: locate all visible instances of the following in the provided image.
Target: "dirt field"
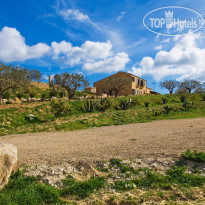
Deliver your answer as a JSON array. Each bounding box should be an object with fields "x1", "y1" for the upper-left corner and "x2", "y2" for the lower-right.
[{"x1": 1, "y1": 118, "x2": 205, "y2": 166}]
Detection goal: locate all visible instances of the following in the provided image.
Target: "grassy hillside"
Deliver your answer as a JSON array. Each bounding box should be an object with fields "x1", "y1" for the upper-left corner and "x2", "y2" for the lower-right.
[{"x1": 0, "y1": 93, "x2": 205, "y2": 136}]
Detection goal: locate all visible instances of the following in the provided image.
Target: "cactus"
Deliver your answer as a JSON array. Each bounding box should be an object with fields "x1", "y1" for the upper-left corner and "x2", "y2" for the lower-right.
[
  {"x1": 163, "y1": 105, "x2": 171, "y2": 114},
  {"x1": 162, "y1": 98, "x2": 168, "y2": 104},
  {"x1": 180, "y1": 95, "x2": 187, "y2": 103},
  {"x1": 96, "y1": 98, "x2": 111, "y2": 111},
  {"x1": 119, "y1": 99, "x2": 130, "y2": 110},
  {"x1": 83, "y1": 100, "x2": 98, "y2": 112},
  {"x1": 144, "y1": 101, "x2": 149, "y2": 108}
]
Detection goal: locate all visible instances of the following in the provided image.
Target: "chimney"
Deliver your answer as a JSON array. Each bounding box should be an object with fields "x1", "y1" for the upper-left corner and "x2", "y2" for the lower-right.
[{"x1": 49, "y1": 75, "x2": 52, "y2": 84}]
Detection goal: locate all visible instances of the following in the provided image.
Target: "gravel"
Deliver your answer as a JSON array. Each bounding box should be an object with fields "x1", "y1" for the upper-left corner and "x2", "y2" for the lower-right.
[{"x1": 1, "y1": 118, "x2": 205, "y2": 166}]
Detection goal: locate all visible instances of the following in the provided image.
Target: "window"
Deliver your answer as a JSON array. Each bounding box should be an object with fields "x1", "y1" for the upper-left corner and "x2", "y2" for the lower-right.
[
  {"x1": 141, "y1": 80, "x2": 144, "y2": 87},
  {"x1": 132, "y1": 77, "x2": 135, "y2": 82},
  {"x1": 137, "y1": 79, "x2": 140, "y2": 85},
  {"x1": 141, "y1": 91, "x2": 142, "y2": 94},
  {"x1": 132, "y1": 89, "x2": 136, "y2": 95},
  {"x1": 137, "y1": 90, "x2": 139, "y2": 95}
]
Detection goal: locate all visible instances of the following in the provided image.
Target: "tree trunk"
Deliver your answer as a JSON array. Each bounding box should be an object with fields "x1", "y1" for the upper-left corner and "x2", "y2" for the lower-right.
[{"x1": 170, "y1": 90, "x2": 173, "y2": 94}]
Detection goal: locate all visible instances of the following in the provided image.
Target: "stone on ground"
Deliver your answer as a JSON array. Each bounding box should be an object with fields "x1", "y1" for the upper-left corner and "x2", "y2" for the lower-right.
[{"x1": 0, "y1": 143, "x2": 17, "y2": 190}]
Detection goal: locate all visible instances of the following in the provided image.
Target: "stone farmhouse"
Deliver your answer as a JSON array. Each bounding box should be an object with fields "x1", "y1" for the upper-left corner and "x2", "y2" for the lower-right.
[{"x1": 88, "y1": 71, "x2": 154, "y2": 96}]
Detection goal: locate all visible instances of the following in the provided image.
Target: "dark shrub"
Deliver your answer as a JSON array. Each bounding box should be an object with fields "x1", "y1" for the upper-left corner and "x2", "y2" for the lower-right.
[
  {"x1": 83, "y1": 100, "x2": 98, "y2": 112},
  {"x1": 180, "y1": 95, "x2": 187, "y2": 103},
  {"x1": 96, "y1": 98, "x2": 111, "y2": 111},
  {"x1": 50, "y1": 99, "x2": 72, "y2": 116}
]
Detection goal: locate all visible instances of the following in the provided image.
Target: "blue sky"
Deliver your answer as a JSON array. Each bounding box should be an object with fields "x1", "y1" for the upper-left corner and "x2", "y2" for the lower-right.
[{"x1": 0, "y1": 0, "x2": 205, "y2": 93}]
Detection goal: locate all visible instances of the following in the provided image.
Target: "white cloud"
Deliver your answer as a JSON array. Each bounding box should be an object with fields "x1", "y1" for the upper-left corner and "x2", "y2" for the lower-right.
[
  {"x1": 59, "y1": 9, "x2": 91, "y2": 22},
  {"x1": 161, "y1": 38, "x2": 171, "y2": 43},
  {"x1": 51, "y1": 40, "x2": 130, "y2": 73},
  {"x1": 51, "y1": 40, "x2": 113, "y2": 66},
  {"x1": 0, "y1": 27, "x2": 50, "y2": 62},
  {"x1": 117, "y1": 11, "x2": 125, "y2": 22},
  {"x1": 83, "y1": 52, "x2": 130, "y2": 74},
  {"x1": 0, "y1": 26, "x2": 130, "y2": 74},
  {"x1": 154, "y1": 45, "x2": 162, "y2": 50},
  {"x1": 129, "y1": 33, "x2": 205, "y2": 81},
  {"x1": 54, "y1": 3, "x2": 126, "y2": 50}
]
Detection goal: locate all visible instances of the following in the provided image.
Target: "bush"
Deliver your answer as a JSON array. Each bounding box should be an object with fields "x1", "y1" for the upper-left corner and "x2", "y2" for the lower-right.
[
  {"x1": 41, "y1": 93, "x2": 46, "y2": 101},
  {"x1": 118, "y1": 99, "x2": 130, "y2": 110},
  {"x1": 29, "y1": 92, "x2": 36, "y2": 98},
  {"x1": 96, "y1": 98, "x2": 111, "y2": 111},
  {"x1": 50, "y1": 99, "x2": 72, "y2": 117},
  {"x1": 182, "y1": 101, "x2": 192, "y2": 111},
  {"x1": 181, "y1": 149, "x2": 205, "y2": 162},
  {"x1": 161, "y1": 98, "x2": 168, "y2": 104},
  {"x1": 16, "y1": 93, "x2": 24, "y2": 99},
  {"x1": 83, "y1": 100, "x2": 98, "y2": 112},
  {"x1": 163, "y1": 105, "x2": 171, "y2": 114},
  {"x1": 59, "y1": 91, "x2": 66, "y2": 98},
  {"x1": 144, "y1": 101, "x2": 149, "y2": 108},
  {"x1": 129, "y1": 98, "x2": 139, "y2": 108},
  {"x1": 3, "y1": 91, "x2": 11, "y2": 99},
  {"x1": 180, "y1": 95, "x2": 187, "y2": 103},
  {"x1": 49, "y1": 90, "x2": 58, "y2": 98},
  {"x1": 152, "y1": 109, "x2": 161, "y2": 116},
  {"x1": 202, "y1": 95, "x2": 205, "y2": 101}
]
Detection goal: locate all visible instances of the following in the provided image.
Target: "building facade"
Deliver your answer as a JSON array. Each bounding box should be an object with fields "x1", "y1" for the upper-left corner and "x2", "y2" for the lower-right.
[{"x1": 93, "y1": 71, "x2": 153, "y2": 96}]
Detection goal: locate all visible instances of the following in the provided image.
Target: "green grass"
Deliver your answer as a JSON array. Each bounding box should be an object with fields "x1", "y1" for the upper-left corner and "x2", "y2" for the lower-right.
[
  {"x1": 0, "y1": 170, "x2": 63, "y2": 205},
  {"x1": 0, "y1": 93, "x2": 205, "y2": 136},
  {"x1": 113, "y1": 166, "x2": 205, "y2": 192},
  {"x1": 182, "y1": 149, "x2": 205, "y2": 162},
  {"x1": 1, "y1": 154, "x2": 205, "y2": 204},
  {"x1": 61, "y1": 176, "x2": 105, "y2": 199},
  {"x1": 0, "y1": 171, "x2": 105, "y2": 204}
]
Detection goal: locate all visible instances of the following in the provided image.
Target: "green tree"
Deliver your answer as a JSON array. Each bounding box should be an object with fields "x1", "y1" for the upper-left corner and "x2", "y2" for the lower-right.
[
  {"x1": 0, "y1": 64, "x2": 41, "y2": 104},
  {"x1": 160, "y1": 80, "x2": 179, "y2": 94},
  {"x1": 53, "y1": 73, "x2": 89, "y2": 99},
  {"x1": 178, "y1": 80, "x2": 201, "y2": 93}
]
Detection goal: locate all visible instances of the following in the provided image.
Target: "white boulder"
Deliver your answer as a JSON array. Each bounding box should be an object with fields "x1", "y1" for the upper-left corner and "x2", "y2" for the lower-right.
[{"x1": 0, "y1": 143, "x2": 17, "y2": 190}]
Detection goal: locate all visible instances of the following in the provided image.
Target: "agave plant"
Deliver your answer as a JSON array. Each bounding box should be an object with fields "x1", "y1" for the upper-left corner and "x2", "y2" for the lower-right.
[
  {"x1": 180, "y1": 95, "x2": 187, "y2": 103},
  {"x1": 163, "y1": 105, "x2": 171, "y2": 114},
  {"x1": 118, "y1": 99, "x2": 130, "y2": 110},
  {"x1": 161, "y1": 97, "x2": 168, "y2": 104},
  {"x1": 96, "y1": 98, "x2": 111, "y2": 111},
  {"x1": 83, "y1": 100, "x2": 98, "y2": 112},
  {"x1": 129, "y1": 98, "x2": 139, "y2": 108},
  {"x1": 144, "y1": 101, "x2": 149, "y2": 108}
]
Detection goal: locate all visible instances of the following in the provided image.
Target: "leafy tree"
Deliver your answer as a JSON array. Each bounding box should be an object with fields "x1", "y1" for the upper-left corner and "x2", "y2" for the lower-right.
[
  {"x1": 103, "y1": 77, "x2": 131, "y2": 97},
  {"x1": 178, "y1": 80, "x2": 201, "y2": 93},
  {"x1": 0, "y1": 64, "x2": 41, "y2": 104},
  {"x1": 194, "y1": 82, "x2": 205, "y2": 93},
  {"x1": 175, "y1": 88, "x2": 188, "y2": 94},
  {"x1": 53, "y1": 73, "x2": 89, "y2": 99},
  {"x1": 160, "y1": 80, "x2": 179, "y2": 94}
]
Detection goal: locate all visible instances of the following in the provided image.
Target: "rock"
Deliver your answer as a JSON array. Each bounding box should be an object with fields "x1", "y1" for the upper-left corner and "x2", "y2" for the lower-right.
[
  {"x1": 26, "y1": 114, "x2": 36, "y2": 121},
  {"x1": 0, "y1": 143, "x2": 17, "y2": 190},
  {"x1": 2, "y1": 99, "x2": 8, "y2": 104},
  {"x1": 21, "y1": 98, "x2": 27, "y2": 102},
  {"x1": 14, "y1": 97, "x2": 21, "y2": 103}
]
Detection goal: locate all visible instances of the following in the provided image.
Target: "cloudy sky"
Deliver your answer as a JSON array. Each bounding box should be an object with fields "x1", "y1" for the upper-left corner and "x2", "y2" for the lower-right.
[{"x1": 0, "y1": 0, "x2": 205, "y2": 93}]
